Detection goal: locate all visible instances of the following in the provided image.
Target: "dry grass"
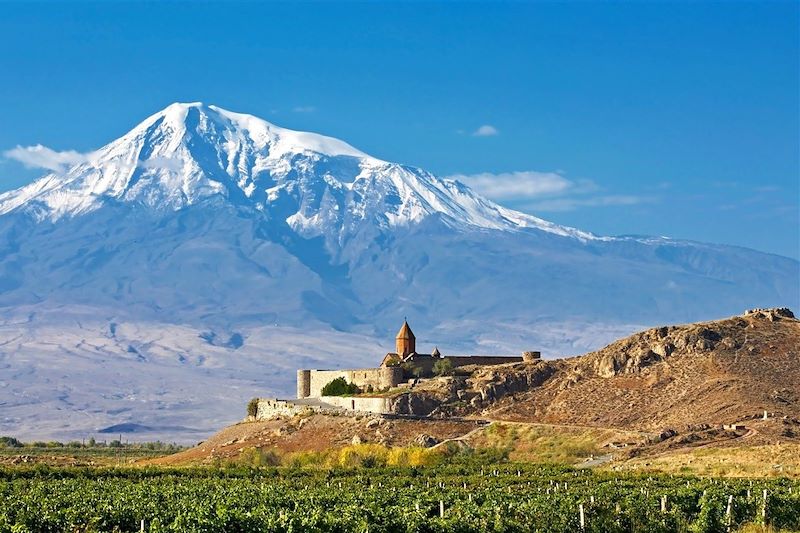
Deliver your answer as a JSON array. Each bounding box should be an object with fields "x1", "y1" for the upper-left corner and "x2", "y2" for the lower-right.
[
  {"x1": 468, "y1": 422, "x2": 629, "y2": 464},
  {"x1": 617, "y1": 443, "x2": 800, "y2": 478}
]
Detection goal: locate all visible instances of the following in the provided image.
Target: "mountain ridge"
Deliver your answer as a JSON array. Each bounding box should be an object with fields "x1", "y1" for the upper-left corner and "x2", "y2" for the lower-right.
[{"x1": 0, "y1": 102, "x2": 595, "y2": 244}]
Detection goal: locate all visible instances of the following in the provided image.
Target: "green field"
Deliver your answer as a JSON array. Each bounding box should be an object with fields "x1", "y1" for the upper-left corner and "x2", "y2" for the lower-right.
[
  {"x1": 0, "y1": 438, "x2": 183, "y2": 467},
  {"x1": 1, "y1": 464, "x2": 798, "y2": 532}
]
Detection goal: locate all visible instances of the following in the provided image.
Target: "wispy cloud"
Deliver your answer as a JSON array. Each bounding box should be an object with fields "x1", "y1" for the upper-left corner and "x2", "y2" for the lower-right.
[
  {"x1": 4, "y1": 144, "x2": 91, "y2": 173},
  {"x1": 4, "y1": 144, "x2": 185, "y2": 175},
  {"x1": 472, "y1": 125, "x2": 499, "y2": 137},
  {"x1": 448, "y1": 171, "x2": 593, "y2": 200},
  {"x1": 448, "y1": 170, "x2": 651, "y2": 212},
  {"x1": 292, "y1": 106, "x2": 316, "y2": 113}
]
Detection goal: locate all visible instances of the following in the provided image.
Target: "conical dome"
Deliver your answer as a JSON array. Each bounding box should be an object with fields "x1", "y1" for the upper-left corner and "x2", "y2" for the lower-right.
[
  {"x1": 395, "y1": 320, "x2": 416, "y2": 357},
  {"x1": 396, "y1": 320, "x2": 415, "y2": 340}
]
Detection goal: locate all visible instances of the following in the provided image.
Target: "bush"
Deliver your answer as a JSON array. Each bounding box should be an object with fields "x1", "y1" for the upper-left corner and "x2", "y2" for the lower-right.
[
  {"x1": 401, "y1": 363, "x2": 424, "y2": 379},
  {"x1": 233, "y1": 447, "x2": 280, "y2": 467},
  {"x1": 0, "y1": 436, "x2": 22, "y2": 448},
  {"x1": 247, "y1": 398, "x2": 259, "y2": 418},
  {"x1": 321, "y1": 377, "x2": 360, "y2": 396},
  {"x1": 433, "y1": 358, "x2": 453, "y2": 376}
]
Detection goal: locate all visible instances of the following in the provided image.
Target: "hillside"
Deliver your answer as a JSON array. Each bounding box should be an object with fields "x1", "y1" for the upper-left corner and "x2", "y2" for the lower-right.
[
  {"x1": 464, "y1": 308, "x2": 800, "y2": 437},
  {"x1": 148, "y1": 309, "x2": 800, "y2": 473}
]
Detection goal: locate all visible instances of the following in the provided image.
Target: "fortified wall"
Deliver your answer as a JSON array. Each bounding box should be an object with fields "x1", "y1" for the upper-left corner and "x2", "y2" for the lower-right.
[
  {"x1": 255, "y1": 399, "x2": 312, "y2": 419},
  {"x1": 408, "y1": 355, "x2": 535, "y2": 376},
  {"x1": 297, "y1": 367, "x2": 404, "y2": 399},
  {"x1": 254, "y1": 396, "x2": 394, "y2": 420}
]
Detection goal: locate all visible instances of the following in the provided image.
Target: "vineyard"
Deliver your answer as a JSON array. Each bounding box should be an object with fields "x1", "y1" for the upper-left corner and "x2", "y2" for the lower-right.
[{"x1": 1, "y1": 465, "x2": 799, "y2": 532}]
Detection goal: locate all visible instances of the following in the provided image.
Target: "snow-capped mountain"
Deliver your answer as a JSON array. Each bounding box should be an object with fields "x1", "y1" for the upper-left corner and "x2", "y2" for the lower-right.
[
  {"x1": 0, "y1": 102, "x2": 590, "y2": 243},
  {"x1": 0, "y1": 103, "x2": 797, "y2": 441}
]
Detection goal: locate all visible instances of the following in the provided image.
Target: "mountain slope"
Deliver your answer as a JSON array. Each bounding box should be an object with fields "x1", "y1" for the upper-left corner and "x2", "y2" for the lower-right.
[
  {"x1": 472, "y1": 308, "x2": 800, "y2": 435},
  {"x1": 0, "y1": 102, "x2": 797, "y2": 441}
]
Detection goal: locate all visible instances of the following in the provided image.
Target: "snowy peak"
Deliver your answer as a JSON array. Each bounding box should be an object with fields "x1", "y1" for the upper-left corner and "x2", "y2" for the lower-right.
[
  {"x1": 130, "y1": 102, "x2": 371, "y2": 160},
  {"x1": 0, "y1": 103, "x2": 594, "y2": 241}
]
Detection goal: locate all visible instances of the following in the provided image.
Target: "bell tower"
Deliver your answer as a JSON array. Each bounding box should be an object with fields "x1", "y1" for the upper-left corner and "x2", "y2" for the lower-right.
[{"x1": 395, "y1": 319, "x2": 416, "y2": 357}]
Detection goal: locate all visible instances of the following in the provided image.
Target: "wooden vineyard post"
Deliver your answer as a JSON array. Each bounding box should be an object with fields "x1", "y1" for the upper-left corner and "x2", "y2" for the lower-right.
[
  {"x1": 439, "y1": 500, "x2": 445, "y2": 518},
  {"x1": 725, "y1": 495, "x2": 733, "y2": 531},
  {"x1": 762, "y1": 490, "x2": 768, "y2": 523},
  {"x1": 661, "y1": 495, "x2": 667, "y2": 513},
  {"x1": 140, "y1": 519, "x2": 145, "y2": 533},
  {"x1": 579, "y1": 503, "x2": 585, "y2": 530}
]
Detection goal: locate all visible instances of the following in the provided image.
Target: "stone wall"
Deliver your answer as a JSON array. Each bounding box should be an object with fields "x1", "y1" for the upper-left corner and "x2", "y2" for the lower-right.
[
  {"x1": 319, "y1": 395, "x2": 394, "y2": 414},
  {"x1": 446, "y1": 356, "x2": 523, "y2": 368},
  {"x1": 405, "y1": 355, "x2": 524, "y2": 376},
  {"x1": 255, "y1": 398, "x2": 313, "y2": 419},
  {"x1": 255, "y1": 396, "x2": 394, "y2": 419},
  {"x1": 302, "y1": 367, "x2": 404, "y2": 398}
]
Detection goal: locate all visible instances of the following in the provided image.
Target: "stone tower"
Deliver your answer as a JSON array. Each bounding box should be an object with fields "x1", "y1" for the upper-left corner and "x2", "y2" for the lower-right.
[{"x1": 395, "y1": 320, "x2": 416, "y2": 357}]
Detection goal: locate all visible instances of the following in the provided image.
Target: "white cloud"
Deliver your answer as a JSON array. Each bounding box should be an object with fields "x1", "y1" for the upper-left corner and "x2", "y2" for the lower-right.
[
  {"x1": 449, "y1": 171, "x2": 593, "y2": 200},
  {"x1": 292, "y1": 106, "x2": 316, "y2": 113},
  {"x1": 4, "y1": 144, "x2": 91, "y2": 173},
  {"x1": 472, "y1": 125, "x2": 499, "y2": 137},
  {"x1": 448, "y1": 170, "x2": 651, "y2": 212},
  {"x1": 4, "y1": 144, "x2": 187, "y2": 175}
]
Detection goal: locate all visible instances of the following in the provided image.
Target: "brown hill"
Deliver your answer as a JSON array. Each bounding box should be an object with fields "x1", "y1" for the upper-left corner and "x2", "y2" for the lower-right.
[
  {"x1": 150, "y1": 308, "x2": 800, "y2": 470},
  {"x1": 464, "y1": 308, "x2": 799, "y2": 438}
]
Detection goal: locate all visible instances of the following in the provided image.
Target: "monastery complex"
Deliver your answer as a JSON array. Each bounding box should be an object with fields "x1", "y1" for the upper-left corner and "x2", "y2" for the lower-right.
[{"x1": 256, "y1": 320, "x2": 540, "y2": 419}]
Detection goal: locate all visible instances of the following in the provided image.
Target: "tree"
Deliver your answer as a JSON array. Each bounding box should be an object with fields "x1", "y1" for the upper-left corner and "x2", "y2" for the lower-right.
[
  {"x1": 0, "y1": 436, "x2": 22, "y2": 448},
  {"x1": 247, "y1": 398, "x2": 260, "y2": 418},
  {"x1": 321, "y1": 377, "x2": 360, "y2": 396},
  {"x1": 401, "y1": 362, "x2": 424, "y2": 379},
  {"x1": 433, "y1": 358, "x2": 454, "y2": 376}
]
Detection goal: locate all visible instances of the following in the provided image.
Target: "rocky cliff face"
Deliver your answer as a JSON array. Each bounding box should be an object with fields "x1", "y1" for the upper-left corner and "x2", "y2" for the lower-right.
[{"x1": 587, "y1": 307, "x2": 795, "y2": 379}]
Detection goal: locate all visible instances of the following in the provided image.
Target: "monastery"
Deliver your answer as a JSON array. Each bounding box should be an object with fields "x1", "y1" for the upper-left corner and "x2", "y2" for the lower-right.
[
  {"x1": 255, "y1": 321, "x2": 540, "y2": 419},
  {"x1": 297, "y1": 320, "x2": 537, "y2": 399}
]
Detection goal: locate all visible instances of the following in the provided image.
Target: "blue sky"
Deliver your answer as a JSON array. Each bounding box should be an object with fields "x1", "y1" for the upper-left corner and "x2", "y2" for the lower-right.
[{"x1": 1, "y1": 2, "x2": 797, "y2": 259}]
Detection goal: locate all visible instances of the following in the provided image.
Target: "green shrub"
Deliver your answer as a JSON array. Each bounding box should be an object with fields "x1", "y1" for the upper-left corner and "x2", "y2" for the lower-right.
[
  {"x1": 0, "y1": 436, "x2": 22, "y2": 448},
  {"x1": 321, "y1": 377, "x2": 360, "y2": 396},
  {"x1": 433, "y1": 358, "x2": 453, "y2": 376},
  {"x1": 231, "y1": 447, "x2": 280, "y2": 467},
  {"x1": 401, "y1": 362, "x2": 424, "y2": 379},
  {"x1": 247, "y1": 398, "x2": 260, "y2": 418}
]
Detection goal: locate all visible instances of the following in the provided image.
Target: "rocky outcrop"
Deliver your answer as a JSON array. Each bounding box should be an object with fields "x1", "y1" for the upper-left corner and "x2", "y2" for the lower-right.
[
  {"x1": 389, "y1": 392, "x2": 441, "y2": 416},
  {"x1": 745, "y1": 307, "x2": 795, "y2": 321},
  {"x1": 412, "y1": 434, "x2": 439, "y2": 447},
  {"x1": 470, "y1": 363, "x2": 557, "y2": 403},
  {"x1": 587, "y1": 309, "x2": 795, "y2": 378}
]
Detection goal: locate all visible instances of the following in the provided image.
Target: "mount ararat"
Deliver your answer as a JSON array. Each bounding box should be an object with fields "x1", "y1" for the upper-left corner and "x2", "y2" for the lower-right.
[{"x1": 0, "y1": 103, "x2": 796, "y2": 441}]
